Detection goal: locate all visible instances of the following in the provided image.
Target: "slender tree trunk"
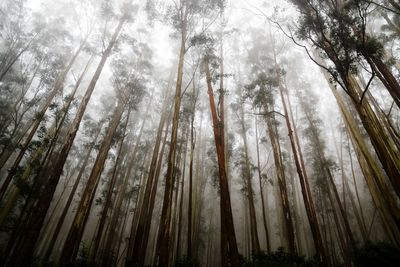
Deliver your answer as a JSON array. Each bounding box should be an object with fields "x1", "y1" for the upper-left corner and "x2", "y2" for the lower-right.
[
  {"x1": 156, "y1": 17, "x2": 187, "y2": 265},
  {"x1": 43, "y1": 129, "x2": 101, "y2": 262},
  {"x1": 265, "y1": 109, "x2": 296, "y2": 254},
  {"x1": 135, "y1": 105, "x2": 172, "y2": 266},
  {"x1": 4, "y1": 18, "x2": 126, "y2": 267},
  {"x1": 238, "y1": 104, "x2": 261, "y2": 254},
  {"x1": 89, "y1": 108, "x2": 131, "y2": 262},
  {"x1": 175, "y1": 130, "x2": 189, "y2": 261},
  {"x1": 127, "y1": 75, "x2": 173, "y2": 265},
  {"x1": 275, "y1": 64, "x2": 327, "y2": 263},
  {"x1": 254, "y1": 116, "x2": 271, "y2": 252},
  {"x1": 204, "y1": 57, "x2": 240, "y2": 267},
  {"x1": 59, "y1": 95, "x2": 127, "y2": 264},
  {"x1": 187, "y1": 85, "x2": 196, "y2": 258},
  {"x1": 0, "y1": 41, "x2": 85, "y2": 199}
]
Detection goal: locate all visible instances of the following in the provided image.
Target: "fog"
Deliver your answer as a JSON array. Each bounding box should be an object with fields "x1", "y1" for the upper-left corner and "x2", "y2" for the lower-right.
[{"x1": 0, "y1": 0, "x2": 399, "y2": 267}]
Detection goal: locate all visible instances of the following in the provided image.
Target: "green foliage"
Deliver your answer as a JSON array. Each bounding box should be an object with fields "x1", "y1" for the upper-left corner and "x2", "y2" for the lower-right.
[
  {"x1": 243, "y1": 72, "x2": 275, "y2": 110},
  {"x1": 357, "y1": 37, "x2": 384, "y2": 58},
  {"x1": 291, "y1": 0, "x2": 388, "y2": 88}
]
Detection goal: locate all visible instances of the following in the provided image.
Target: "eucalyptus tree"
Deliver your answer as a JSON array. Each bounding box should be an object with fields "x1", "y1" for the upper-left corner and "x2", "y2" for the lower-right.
[
  {"x1": 125, "y1": 72, "x2": 173, "y2": 266},
  {"x1": 287, "y1": 0, "x2": 400, "y2": 195},
  {"x1": 3, "y1": 2, "x2": 137, "y2": 266},
  {"x1": 0, "y1": 10, "x2": 86, "y2": 201},
  {"x1": 243, "y1": 30, "x2": 298, "y2": 253},
  {"x1": 0, "y1": 57, "x2": 92, "y2": 228},
  {"x1": 203, "y1": 50, "x2": 241, "y2": 267},
  {"x1": 59, "y1": 39, "x2": 148, "y2": 264},
  {"x1": 244, "y1": 71, "x2": 297, "y2": 255},
  {"x1": 231, "y1": 97, "x2": 261, "y2": 254},
  {"x1": 153, "y1": 0, "x2": 227, "y2": 266},
  {"x1": 0, "y1": 0, "x2": 40, "y2": 82}
]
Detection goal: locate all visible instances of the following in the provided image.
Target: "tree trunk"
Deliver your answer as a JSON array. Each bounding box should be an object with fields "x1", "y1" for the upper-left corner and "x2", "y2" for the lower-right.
[
  {"x1": 89, "y1": 108, "x2": 131, "y2": 262},
  {"x1": 275, "y1": 58, "x2": 327, "y2": 263},
  {"x1": 238, "y1": 103, "x2": 261, "y2": 254},
  {"x1": 187, "y1": 84, "x2": 196, "y2": 258},
  {"x1": 43, "y1": 129, "x2": 101, "y2": 262},
  {"x1": 204, "y1": 57, "x2": 240, "y2": 267},
  {"x1": 254, "y1": 116, "x2": 271, "y2": 252},
  {"x1": 265, "y1": 108, "x2": 296, "y2": 254},
  {"x1": 156, "y1": 21, "x2": 187, "y2": 266},
  {"x1": 0, "y1": 41, "x2": 85, "y2": 199},
  {"x1": 127, "y1": 74, "x2": 173, "y2": 265},
  {"x1": 4, "y1": 18, "x2": 126, "y2": 267},
  {"x1": 59, "y1": 95, "x2": 127, "y2": 264}
]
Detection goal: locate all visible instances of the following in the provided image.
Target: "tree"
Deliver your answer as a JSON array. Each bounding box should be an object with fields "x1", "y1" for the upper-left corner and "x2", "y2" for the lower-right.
[
  {"x1": 204, "y1": 54, "x2": 241, "y2": 267},
  {"x1": 155, "y1": 1, "x2": 225, "y2": 266},
  {"x1": 288, "y1": 0, "x2": 400, "y2": 196},
  {"x1": 4, "y1": 3, "x2": 136, "y2": 266},
  {"x1": 59, "y1": 46, "x2": 147, "y2": 264}
]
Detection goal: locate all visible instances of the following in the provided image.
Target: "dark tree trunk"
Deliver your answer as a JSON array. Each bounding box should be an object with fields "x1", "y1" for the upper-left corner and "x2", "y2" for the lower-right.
[
  {"x1": 4, "y1": 18, "x2": 126, "y2": 267},
  {"x1": 204, "y1": 57, "x2": 240, "y2": 267},
  {"x1": 59, "y1": 95, "x2": 127, "y2": 264}
]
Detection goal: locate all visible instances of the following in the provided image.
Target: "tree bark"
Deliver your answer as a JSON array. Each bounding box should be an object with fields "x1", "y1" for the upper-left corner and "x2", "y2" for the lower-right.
[
  {"x1": 0, "y1": 41, "x2": 85, "y2": 199},
  {"x1": 4, "y1": 18, "x2": 126, "y2": 267},
  {"x1": 238, "y1": 103, "x2": 261, "y2": 254},
  {"x1": 156, "y1": 19, "x2": 187, "y2": 266},
  {"x1": 265, "y1": 108, "x2": 297, "y2": 254},
  {"x1": 127, "y1": 74, "x2": 173, "y2": 266},
  {"x1": 254, "y1": 116, "x2": 271, "y2": 252},
  {"x1": 204, "y1": 57, "x2": 240, "y2": 267},
  {"x1": 59, "y1": 95, "x2": 127, "y2": 264},
  {"x1": 89, "y1": 108, "x2": 131, "y2": 262}
]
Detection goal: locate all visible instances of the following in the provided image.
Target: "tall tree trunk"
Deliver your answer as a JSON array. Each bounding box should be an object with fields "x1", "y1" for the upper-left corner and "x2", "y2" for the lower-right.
[
  {"x1": 254, "y1": 116, "x2": 271, "y2": 252},
  {"x1": 238, "y1": 104, "x2": 261, "y2": 253},
  {"x1": 187, "y1": 82, "x2": 197, "y2": 258},
  {"x1": 265, "y1": 108, "x2": 296, "y2": 254},
  {"x1": 89, "y1": 108, "x2": 131, "y2": 262},
  {"x1": 127, "y1": 74, "x2": 173, "y2": 266},
  {"x1": 175, "y1": 130, "x2": 189, "y2": 261},
  {"x1": 275, "y1": 56, "x2": 327, "y2": 262},
  {"x1": 0, "y1": 41, "x2": 85, "y2": 199},
  {"x1": 141, "y1": 110, "x2": 171, "y2": 266},
  {"x1": 156, "y1": 18, "x2": 187, "y2": 266},
  {"x1": 43, "y1": 129, "x2": 101, "y2": 262},
  {"x1": 204, "y1": 57, "x2": 240, "y2": 267},
  {"x1": 4, "y1": 18, "x2": 126, "y2": 267},
  {"x1": 59, "y1": 95, "x2": 127, "y2": 264}
]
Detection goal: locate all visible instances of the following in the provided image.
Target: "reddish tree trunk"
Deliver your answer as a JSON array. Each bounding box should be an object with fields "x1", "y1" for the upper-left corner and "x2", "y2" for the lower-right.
[{"x1": 204, "y1": 57, "x2": 240, "y2": 267}]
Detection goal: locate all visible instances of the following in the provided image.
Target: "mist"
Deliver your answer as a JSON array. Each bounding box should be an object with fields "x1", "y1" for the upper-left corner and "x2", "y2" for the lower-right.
[{"x1": 0, "y1": 0, "x2": 400, "y2": 267}]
